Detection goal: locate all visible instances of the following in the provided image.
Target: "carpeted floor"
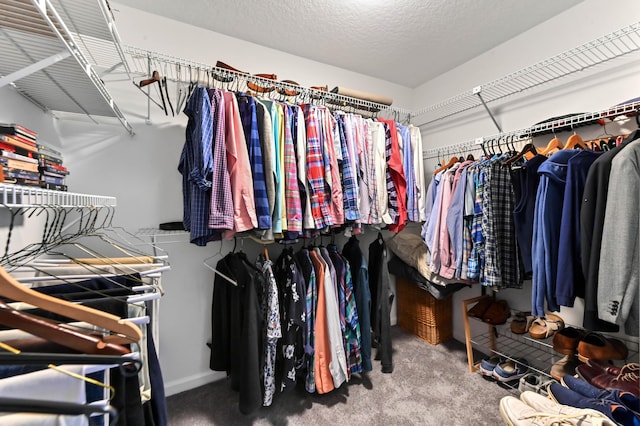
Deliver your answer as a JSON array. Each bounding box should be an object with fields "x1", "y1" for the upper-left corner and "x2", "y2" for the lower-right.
[{"x1": 167, "y1": 327, "x2": 511, "y2": 425}]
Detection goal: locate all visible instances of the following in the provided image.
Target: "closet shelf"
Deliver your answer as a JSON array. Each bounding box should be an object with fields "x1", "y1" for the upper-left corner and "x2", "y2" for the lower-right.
[
  {"x1": 0, "y1": 0, "x2": 133, "y2": 135},
  {"x1": 0, "y1": 183, "x2": 116, "y2": 208},
  {"x1": 123, "y1": 45, "x2": 413, "y2": 117},
  {"x1": 412, "y1": 22, "x2": 640, "y2": 127},
  {"x1": 422, "y1": 99, "x2": 640, "y2": 160}
]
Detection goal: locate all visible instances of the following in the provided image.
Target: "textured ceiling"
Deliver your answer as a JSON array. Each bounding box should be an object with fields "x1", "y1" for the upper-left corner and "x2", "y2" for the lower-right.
[{"x1": 115, "y1": 0, "x2": 584, "y2": 88}]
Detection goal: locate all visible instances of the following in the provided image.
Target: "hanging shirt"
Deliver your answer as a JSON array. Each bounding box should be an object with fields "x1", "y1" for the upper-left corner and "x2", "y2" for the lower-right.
[
  {"x1": 329, "y1": 244, "x2": 362, "y2": 376},
  {"x1": 399, "y1": 125, "x2": 418, "y2": 222},
  {"x1": 303, "y1": 104, "x2": 332, "y2": 229},
  {"x1": 308, "y1": 249, "x2": 334, "y2": 393},
  {"x1": 295, "y1": 249, "x2": 318, "y2": 393},
  {"x1": 358, "y1": 117, "x2": 373, "y2": 224},
  {"x1": 261, "y1": 100, "x2": 283, "y2": 235},
  {"x1": 368, "y1": 235, "x2": 393, "y2": 373},
  {"x1": 336, "y1": 113, "x2": 360, "y2": 222},
  {"x1": 254, "y1": 99, "x2": 276, "y2": 242},
  {"x1": 293, "y1": 106, "x2": 314, "y2": 231},
  {"x1": 445, "y1": 160, "x2": 473, "y2": 279},
  {"x1": 485, "y1": 157, "x2": 521, "y2": 289},
  {"x1": 369, "y1": 120, "x2": 387, "y2": 225},
  {"x1": 314, "y1": 248, "x2": 347, "y2": 387},
  {"x1": 178, "y1": 85, "x2": 217, "y2": 246},
  {"x1": 342, "y1": 235, "x2": 372, "y2": 372},
  {"x1": 258, "y1": 258, "x2": 281, "y2": 406},
  {"x1": 275, "y1": 102, "x2": 287, "y2": 234},
  {"x1": 410, "y1": 125, "x2": 427, "y2": 221},
  {"x1": 282, "y1": 105, "x2": 302, "y2": 234},
  {"x1": 237, "y1": 94, "x2": 271, "y2": 230},
  {"x1": 274, "y1": 249, "x2": 306, "y2": 392},
  {"x1": 318, "y1": 107, "x2": 344, "y2": 226},
  {"x1": 378, "y1": 118, "x2": 407, "y2": 233},
  {"x1": 512, "y1": 155, "x2": 546, "y2": 276},
  {"x1": 220, "y1": 91, "x2": 258, "y2": 237}
]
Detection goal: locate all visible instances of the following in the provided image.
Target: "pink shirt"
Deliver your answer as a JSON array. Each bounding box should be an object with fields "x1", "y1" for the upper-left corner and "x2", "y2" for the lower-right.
[{"x1": 222, "y1": 91, "x2": 257, "y2": 238}]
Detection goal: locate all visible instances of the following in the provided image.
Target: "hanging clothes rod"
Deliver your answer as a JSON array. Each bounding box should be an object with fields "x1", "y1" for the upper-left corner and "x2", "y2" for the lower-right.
[
  {"x1": 123, "y1": 45, "x2": 412, "y2": 118},
  {"x1": 423, "y1": 100, "x2": 640, "y2": 160}
]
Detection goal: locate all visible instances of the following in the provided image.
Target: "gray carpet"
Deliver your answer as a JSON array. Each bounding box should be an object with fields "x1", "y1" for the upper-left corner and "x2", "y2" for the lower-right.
[{"x1": 167, "y1": 327, "x2": 511, "y2": 425}]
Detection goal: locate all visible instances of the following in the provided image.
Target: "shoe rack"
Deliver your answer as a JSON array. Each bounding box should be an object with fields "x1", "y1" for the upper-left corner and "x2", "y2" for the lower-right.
[{"x1": 462, "y1": 296, "x2": 640, "y2": 387}]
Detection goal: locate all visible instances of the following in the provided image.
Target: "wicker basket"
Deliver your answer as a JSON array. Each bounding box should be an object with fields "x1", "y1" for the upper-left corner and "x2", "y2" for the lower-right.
[{"x1": 396, "y1": 278, "x2": 453, "y2": 345}]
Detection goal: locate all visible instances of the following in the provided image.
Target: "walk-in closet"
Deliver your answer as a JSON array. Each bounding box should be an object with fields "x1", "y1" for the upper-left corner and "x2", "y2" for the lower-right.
[{"x1": 0, "y1": 0, "x2": 639, "y2": 425}]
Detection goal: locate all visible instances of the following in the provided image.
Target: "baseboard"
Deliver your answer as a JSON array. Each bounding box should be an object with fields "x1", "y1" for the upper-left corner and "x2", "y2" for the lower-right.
[{"x1": 164, "y1": 371, "x2": 225, "y2": 397}]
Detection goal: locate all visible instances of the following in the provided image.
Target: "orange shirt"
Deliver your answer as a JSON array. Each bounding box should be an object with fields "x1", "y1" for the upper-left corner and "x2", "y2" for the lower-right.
[{"x1": 309, "y1": 250, "x2": 334, "y2": 394}]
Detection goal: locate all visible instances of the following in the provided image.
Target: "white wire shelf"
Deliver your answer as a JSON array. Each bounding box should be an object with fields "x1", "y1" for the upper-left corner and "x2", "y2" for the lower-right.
[
  {"x1": 123, "y1": 45, "x2": 412, "y2": 118},
  {"x1": 423, "y1": 99, "x2": 640, "y2": 159},
  {"x1": 0, "y1": 0, "x2": 133, "y2": 135},
  {"x1": 412, "y1": 22, "x2": 640, "y2": 127},
  {"x1": 0, "y1": 183, "x2": 116, "y2": 208}
]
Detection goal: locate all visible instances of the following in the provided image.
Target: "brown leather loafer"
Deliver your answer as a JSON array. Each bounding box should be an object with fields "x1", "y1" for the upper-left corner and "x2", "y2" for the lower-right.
[
  {"x1": 552, "y1": 326, "x2": 585, "y2": 355},
  {"x1": 577, "y1": 332, "x2": 628, "y2": 363}
]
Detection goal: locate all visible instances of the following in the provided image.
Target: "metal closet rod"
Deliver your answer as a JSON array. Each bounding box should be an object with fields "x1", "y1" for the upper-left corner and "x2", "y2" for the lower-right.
[
  {"x1": 123, "y1": 46, "x2": 412, "y2": 118},
  {"x1": 423, "y1": 100, "x2": 640, "y2": 159}
]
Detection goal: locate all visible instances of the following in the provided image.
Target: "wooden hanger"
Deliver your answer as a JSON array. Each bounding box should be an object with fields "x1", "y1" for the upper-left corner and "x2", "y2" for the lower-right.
[
  {"x1": 0, "y1": 266, "x2": 142, "y2": 344},
  {"x1": 539, "y1": 135, "x2": 563, "y2": 156},
  {"x1": 563, "y1": 132, "x2": 586, "y2": 150},
  {"x1": 433, "y1": 156, "x2": 458, "y2": 175},
  {"x1": 0, "y1": 299, "x2": 131, "y2": 356}
]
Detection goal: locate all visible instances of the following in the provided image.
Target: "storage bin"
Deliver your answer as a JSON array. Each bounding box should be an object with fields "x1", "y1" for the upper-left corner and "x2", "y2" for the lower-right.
[{"x1": 396, "y1": 278, "x2": 453, "y2": 345}]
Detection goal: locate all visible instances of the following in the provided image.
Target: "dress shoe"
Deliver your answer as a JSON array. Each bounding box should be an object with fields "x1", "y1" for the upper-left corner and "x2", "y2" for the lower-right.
[
  {"x1": 550, "y1": 354, "x2": 581, "y2": 381},
  {"x1": 577, "y1": 363, "x2": 640, "y2": 397},
  {"x1": 552, "y1": 326, "x2": 585, "y2": 355},
  {"x1": 587, "y1": 359, "x2": 622, "y2": 377},
  {"x1": 577, "y1": 332, "x2": 628, "y2": 363}
]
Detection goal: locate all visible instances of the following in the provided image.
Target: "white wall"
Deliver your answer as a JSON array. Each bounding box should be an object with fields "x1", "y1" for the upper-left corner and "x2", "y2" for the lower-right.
[
  {"x1": 412, "y1": 0, "x2": 640, "y2": 345},
  {"x1": 1, "y1": 0, "x2": 639, "y2": 399}
]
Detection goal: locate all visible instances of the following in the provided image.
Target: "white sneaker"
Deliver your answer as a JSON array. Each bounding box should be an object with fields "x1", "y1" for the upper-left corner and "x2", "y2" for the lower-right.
[
  {"x1": 500, "y1": 394, "x2": 615, "y2": 426},
  {"x1": 519, "y1": 391, "x2": 615, "y2": 425}
]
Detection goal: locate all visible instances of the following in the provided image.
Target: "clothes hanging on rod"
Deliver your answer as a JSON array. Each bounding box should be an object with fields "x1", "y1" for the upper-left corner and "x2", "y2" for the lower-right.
[
  {"x1": 209, "y1": 239, "x2": 374, "y2": 413},
  {"x1": 422, "y1": 149, "x2": 522, "y2": 290},
  {"x1": 178, "y1": 85, "x2": 427, "y2": 246}
]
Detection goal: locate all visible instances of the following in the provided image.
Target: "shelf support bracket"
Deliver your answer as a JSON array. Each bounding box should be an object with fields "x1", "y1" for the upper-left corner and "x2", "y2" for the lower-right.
[
  {"x1": 473, "y1": 86, "x2": 502, "y2": 133},
  {"x1": 0, "y1": 50, "x2": 71, "y2": 89}
]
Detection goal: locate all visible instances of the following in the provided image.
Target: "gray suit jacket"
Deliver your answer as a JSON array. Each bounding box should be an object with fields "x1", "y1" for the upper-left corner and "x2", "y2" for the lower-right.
[{"x1": 598, "y1": 138, "x2": 640, "y2": 336}]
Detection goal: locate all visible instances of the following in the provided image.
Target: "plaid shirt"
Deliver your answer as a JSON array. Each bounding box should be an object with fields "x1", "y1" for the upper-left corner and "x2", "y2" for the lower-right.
[
  {"x1": 381, "y1": 121, "x2": 399, "y2": 224},
  {"x1": 207, "y1": 89, "x2": 234, "y2": 233},
  {"x1": 282, "y1": 105, "x2": 302, "y2": 233},
  {"x1": 468, "y1": 165, "x2": 485, "y2": 280},
  {"x1": 487, "y1": 158, "x2": 521, "y2": 288},
  {"x1": 400, "y1": 125, "x2": 419, "y2": 222},
  {"x1": 336, "y1": 113, "x2": 360, "y2": 221},
  {"x1": 318, "y1": 107, "x2": 344, "y2": 226},
  {"x1": 238, "y1": 94, "x2": 270, "y2": 230},
  {"x1": 303, "y1": 105, "x2": 332, "y2": 229},
  {"x1": 178, "y1": 85, "x2": 216, "y2": 246},
  {"x1": 329, "y1": 246, "x2": 362, "y2": 376}
]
